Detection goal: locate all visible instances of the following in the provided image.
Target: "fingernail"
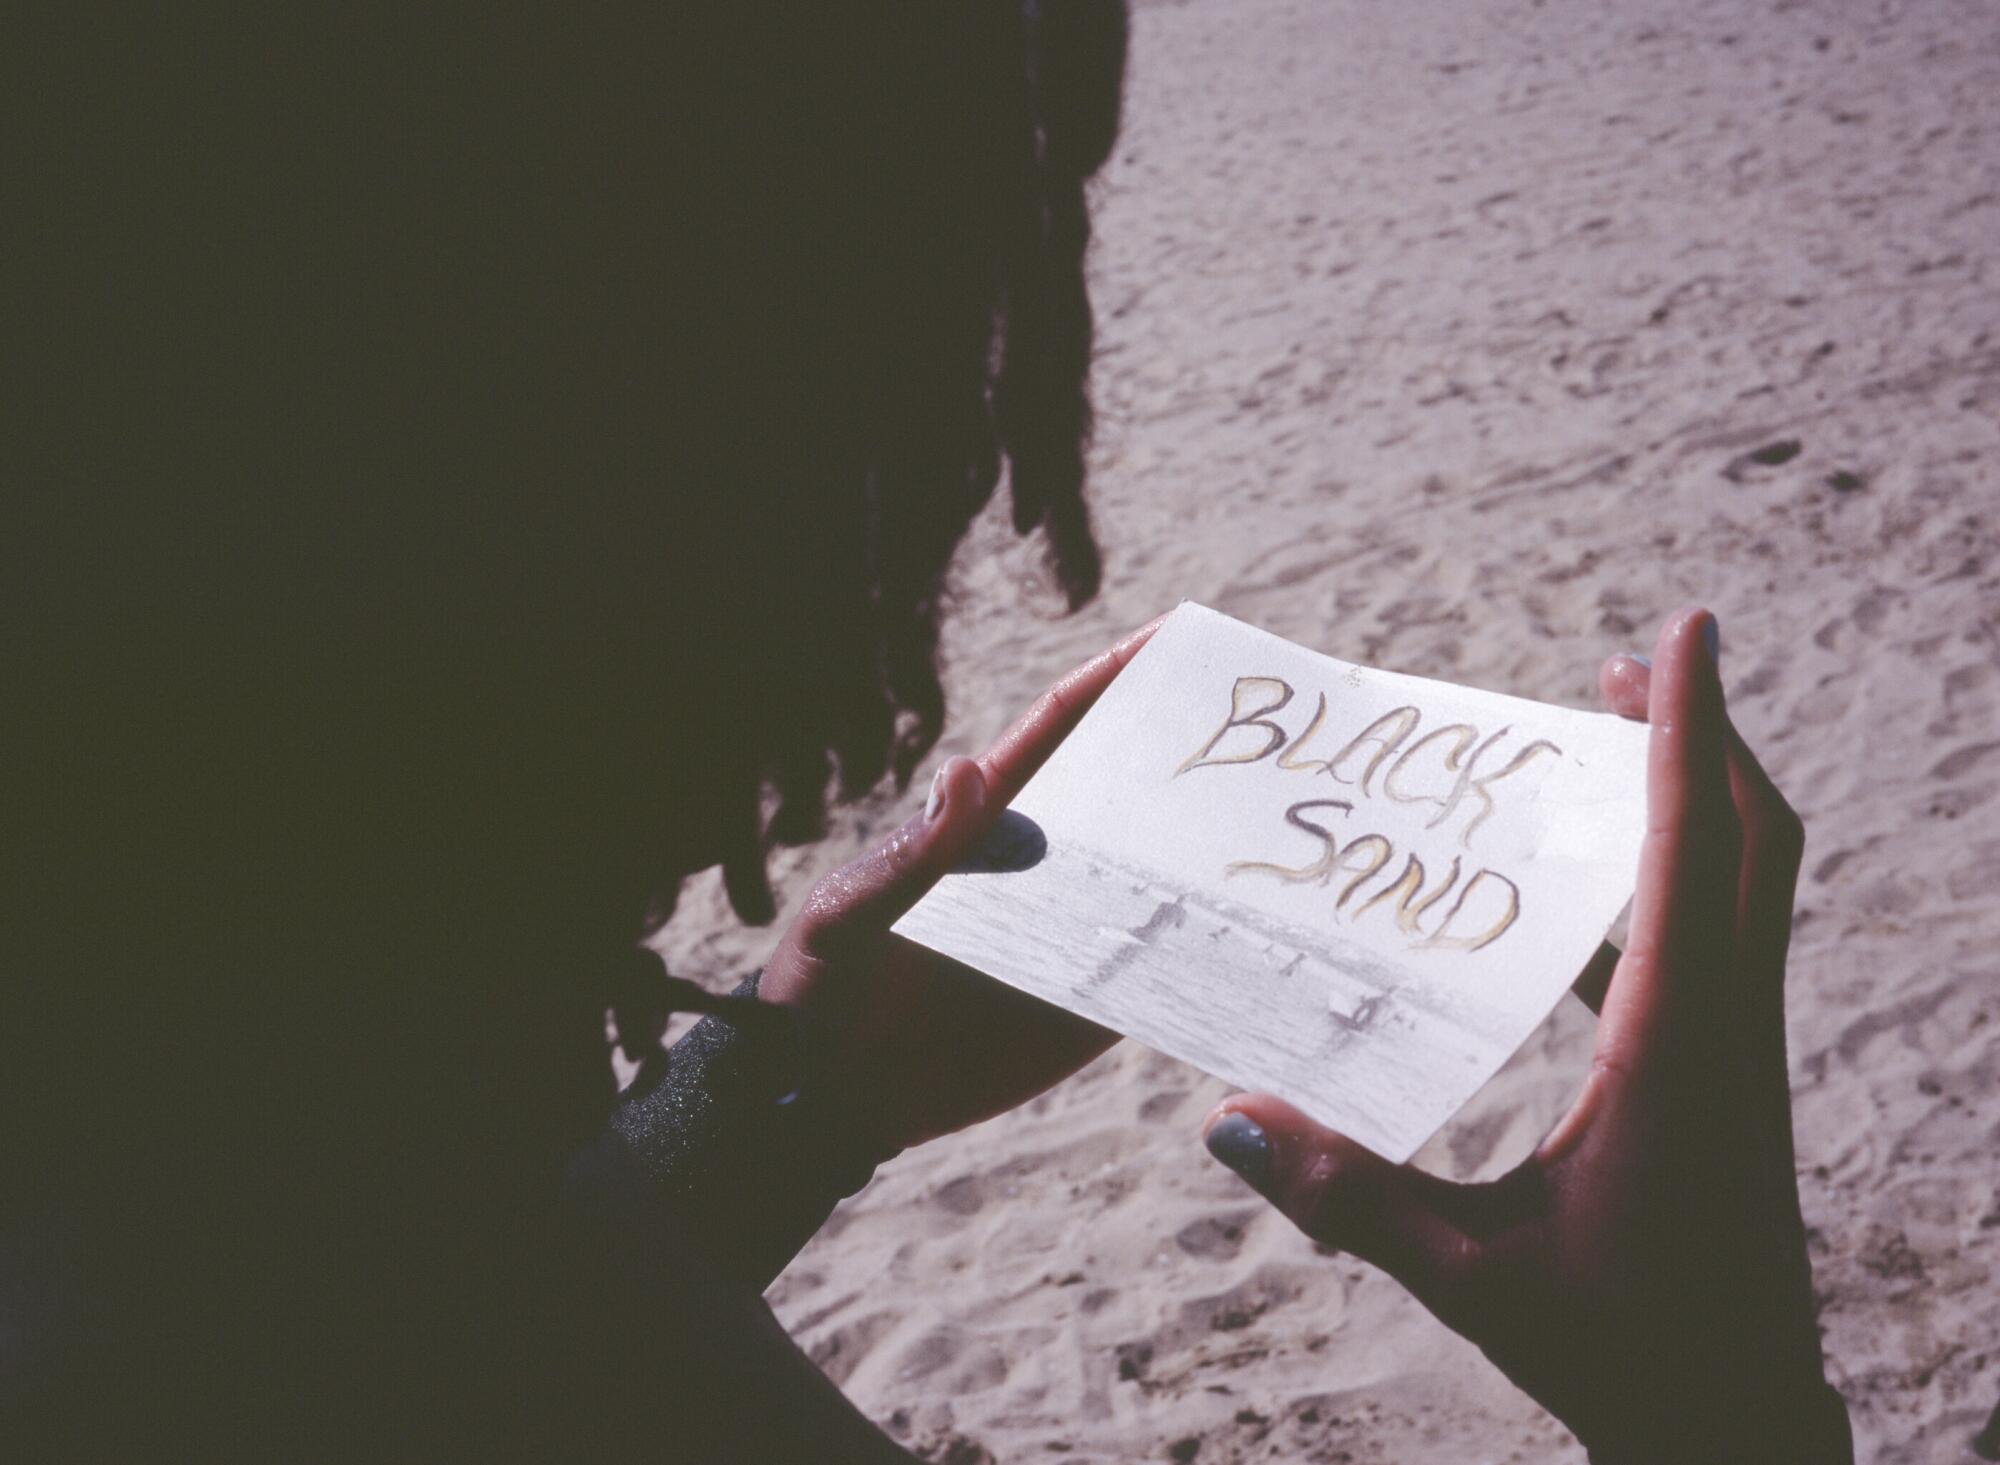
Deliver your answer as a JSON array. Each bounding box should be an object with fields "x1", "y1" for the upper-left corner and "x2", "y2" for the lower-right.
[
  {"x1": 924, "y1": 766, "x2": 948, "y2": 822},
  {"x1": 1700, "y1": 616, "x2": 1721, "y2": 665},
  {"x1": 1204, "y1": 1113, "x2": 1271, "y2": 1188},
  {"x1": 1623, "y1": 652, "x2": 1652, "y2": 669}
]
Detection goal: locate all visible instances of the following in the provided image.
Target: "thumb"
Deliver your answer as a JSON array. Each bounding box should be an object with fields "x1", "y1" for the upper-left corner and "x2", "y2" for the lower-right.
[{"x1": 1201, "y1": 1097, "x2": 1482, "y2": 1316}]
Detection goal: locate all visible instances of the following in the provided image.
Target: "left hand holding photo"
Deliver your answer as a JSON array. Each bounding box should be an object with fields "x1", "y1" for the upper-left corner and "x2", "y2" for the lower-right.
[{"x1": 759, "y1": 613, "x2": 1167, "y2": 1154}]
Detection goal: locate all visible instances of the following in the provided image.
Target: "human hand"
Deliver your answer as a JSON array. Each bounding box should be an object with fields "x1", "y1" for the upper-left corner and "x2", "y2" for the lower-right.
[
  {"x1": 1197, "y1": 609, "x2": 1849, "y2": 1463},
  {"x1": 759, "y1": 615, "x2": 1165, "y2": 1155}
]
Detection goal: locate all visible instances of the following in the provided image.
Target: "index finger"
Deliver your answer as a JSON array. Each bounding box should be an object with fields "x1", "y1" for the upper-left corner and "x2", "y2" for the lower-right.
[
  {"x1": 1591, "y1": 608, "x2": 1742, "y2": 1087},
  {"x1": 783, "y1": 616, "x2": 1168, "y2": 962},
  {"x1": 977, "y1": 612, "x2": 1168, "y2": 807}
]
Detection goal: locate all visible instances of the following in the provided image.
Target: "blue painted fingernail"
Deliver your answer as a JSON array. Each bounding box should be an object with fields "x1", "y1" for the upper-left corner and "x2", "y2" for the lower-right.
[
  {"x1": 1623, "y1": 652, "x2": 1652, "y2": 669},
  {"x1": 924, "y1": 766, "x2": 948, "y2": 822},
  {"x1": 1204, "y1": 1113, "x2": 1272, "y2": 1188},
  {"x1": 1701, "y1": 617, "x2": 1721, "y2": 665}
]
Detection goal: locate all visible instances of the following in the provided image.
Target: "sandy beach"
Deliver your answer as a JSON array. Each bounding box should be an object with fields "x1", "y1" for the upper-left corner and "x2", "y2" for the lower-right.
[{"x1": 658, "y1": 0, "x2": 2000, "y2": 1458}]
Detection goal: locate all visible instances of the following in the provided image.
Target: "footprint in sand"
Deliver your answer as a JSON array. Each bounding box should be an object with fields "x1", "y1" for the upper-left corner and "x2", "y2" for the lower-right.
[
  {"x1": 1174, "y1": 1207, "x2": 1262, "y2": 1261},
  {"x1": 1932, "y1": 741, "x2": 2000, "y2": 780},
  {"x1": 932, "y1": 1173, "x2": 987, "y2": 1218},
  {"x1": 1721, "y1": 437, "x2": 1804, "y2": 482}
]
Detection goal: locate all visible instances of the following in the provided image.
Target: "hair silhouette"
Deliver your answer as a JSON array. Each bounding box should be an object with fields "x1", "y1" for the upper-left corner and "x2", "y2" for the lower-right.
[
  {"x1": 4, "y1": 3, "x2": 1129, "y2": 1451},
  {"x1": 655, "y1": 0, "x2": 1131, "y2": 928}
]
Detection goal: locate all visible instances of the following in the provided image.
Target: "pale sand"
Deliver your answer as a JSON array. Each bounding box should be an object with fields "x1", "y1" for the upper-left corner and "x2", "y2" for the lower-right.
[{"x1": 656, "y1": 0, "x2": 2000, "y2": 1458}]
